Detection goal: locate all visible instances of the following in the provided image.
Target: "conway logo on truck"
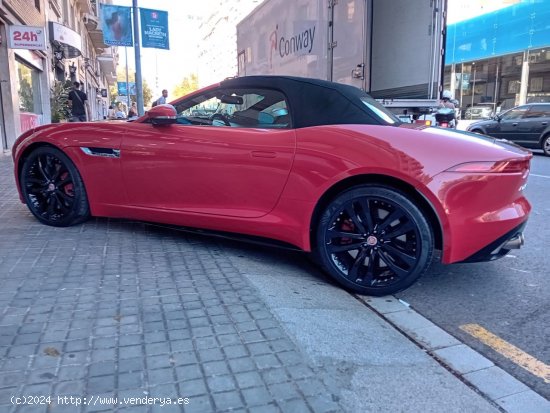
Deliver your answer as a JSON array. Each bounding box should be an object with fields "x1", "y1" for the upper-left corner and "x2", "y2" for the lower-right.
[{"x1": 269, "y1": 23, "x2": 316, "y2": 67}]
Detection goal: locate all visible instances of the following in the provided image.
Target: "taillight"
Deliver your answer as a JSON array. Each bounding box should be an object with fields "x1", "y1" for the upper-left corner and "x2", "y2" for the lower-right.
[
  {"x1": 446, "y1": 159, "x2": 530, "y2": 174},
  {"x1": 414, "y1": 119, "x2": 432, "y2": 126}
]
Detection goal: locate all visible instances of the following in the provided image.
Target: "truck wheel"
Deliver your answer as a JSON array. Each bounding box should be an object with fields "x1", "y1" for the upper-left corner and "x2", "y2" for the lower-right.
[{"x1": 314, "y1": 185, "x2": 434, "y2": 296}]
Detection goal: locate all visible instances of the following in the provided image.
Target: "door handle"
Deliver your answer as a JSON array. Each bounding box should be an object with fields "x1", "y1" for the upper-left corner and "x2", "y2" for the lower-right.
[
  {"x1": 542, "y1": 122, "x2": 548, "y2": 126},
  {"x1": 251, "y1": 151, "x2": 276, "y2": 158},
  {"x1": 512, "y1": 123, "x2": 518, "y2": 126}
]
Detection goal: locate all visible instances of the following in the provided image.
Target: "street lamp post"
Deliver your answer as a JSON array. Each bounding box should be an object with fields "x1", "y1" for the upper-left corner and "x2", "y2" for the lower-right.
[{"x1": 132, "y1": 0, "x2": 144, "y2": 115}]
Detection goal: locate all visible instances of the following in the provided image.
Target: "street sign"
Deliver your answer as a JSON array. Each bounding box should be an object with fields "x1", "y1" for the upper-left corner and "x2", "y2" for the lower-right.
[{"x1": 8, "y1": 25, "x2": 46, "y2": 50}]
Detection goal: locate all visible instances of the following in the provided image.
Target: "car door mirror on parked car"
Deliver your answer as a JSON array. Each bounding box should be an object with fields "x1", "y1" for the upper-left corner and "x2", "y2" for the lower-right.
[{"x1": 146, "y1": 104, "x2": 177, "y2": 126}]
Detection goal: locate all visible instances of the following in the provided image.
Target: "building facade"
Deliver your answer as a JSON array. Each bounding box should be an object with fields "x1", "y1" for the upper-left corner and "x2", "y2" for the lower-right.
[
  {"x1": 445, "y1": 1, "x2": 550, "y2": 114},
  {"x1": 0, "y1": 0, "x2": 118, "y2": 151},
  {"x1": 0, "y1": 0, "x2": 51, "y2": 150},
  {"x1": 197, "y1": 0, "x2": 261, "y2": 88}
]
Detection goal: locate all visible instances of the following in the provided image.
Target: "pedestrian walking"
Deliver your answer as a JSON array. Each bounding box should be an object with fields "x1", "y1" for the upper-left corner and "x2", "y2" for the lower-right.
[
  {"x1": 68, "y1": 81, "x2": 90, "y2": 122},
  {"x1": 128, "y1": 103, "x2": 138, "y2": 118},
  {"x1": 153, "y1": 89, "x2": 168, "y2": 106},
  {"x1": 115, "y1": 105, "x2": 126, "y2": 119},
  {"x1": 107, "y1": 105, "x2": 116, "y2": 120}
]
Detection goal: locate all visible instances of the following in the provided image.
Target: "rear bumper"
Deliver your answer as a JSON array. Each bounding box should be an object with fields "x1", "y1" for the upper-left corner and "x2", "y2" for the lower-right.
[{"x1": 459, "y1": 221, "x2": 527, "y2": 263}]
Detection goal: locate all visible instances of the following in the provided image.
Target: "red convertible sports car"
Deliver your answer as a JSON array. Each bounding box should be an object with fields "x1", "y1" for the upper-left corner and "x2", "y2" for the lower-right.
[{"x1": 13, "y1": 76, "x2": 532, "y2": 295}]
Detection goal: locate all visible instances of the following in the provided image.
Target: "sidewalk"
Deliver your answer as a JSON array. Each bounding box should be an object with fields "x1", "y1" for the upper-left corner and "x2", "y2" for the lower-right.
[{"x1": 0, "y1": 153, "x2": 539, "y2": 413}]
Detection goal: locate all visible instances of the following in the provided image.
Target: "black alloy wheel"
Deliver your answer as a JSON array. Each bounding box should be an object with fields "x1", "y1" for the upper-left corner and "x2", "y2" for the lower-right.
[
  {"x1": 315, "y1": 185, "x2": 434, "y2": 296},
  {"x1": 20, "y1": 146, "x2": 90, "y2": 227},
  {"x1": 542, "y1": 134, "x2": 550, "y2": 156}
]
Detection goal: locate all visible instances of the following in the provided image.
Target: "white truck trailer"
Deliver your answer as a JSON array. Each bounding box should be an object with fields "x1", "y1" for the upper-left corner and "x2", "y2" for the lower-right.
[{"x1": 236, "y1": 0, "x2": 447, "y2": 118}]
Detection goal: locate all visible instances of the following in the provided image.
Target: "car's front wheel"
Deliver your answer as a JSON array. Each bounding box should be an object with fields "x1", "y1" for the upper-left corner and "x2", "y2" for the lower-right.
[
  {"x1": 20, "y1": 146, "x2": 90, "y2": 226},
  {"x1": 315, "y1": 185, "x2": 434, "y2": 296},
  {"x1": 542, "y1": 134, "x2": 550, "y2": 156}
]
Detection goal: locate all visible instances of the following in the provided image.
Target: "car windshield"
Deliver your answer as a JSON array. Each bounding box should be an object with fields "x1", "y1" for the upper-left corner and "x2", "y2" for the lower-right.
[{"x1": 360, "y1": 96, "x2": 400, "y2": 124}]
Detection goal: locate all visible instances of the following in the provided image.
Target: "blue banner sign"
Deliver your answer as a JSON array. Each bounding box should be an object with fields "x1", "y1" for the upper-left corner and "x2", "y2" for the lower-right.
[
  {"x1": 101, "y1": 5, "x2": 133, "y2": 47},
  {"x1": 117, "y1": 82, "x2": 136, "y2": 96},
  {"x1": 446, "y1": 1, "x2": 550, "y2": 64},
  {"x1": 140, "y1": 8, "x2": 169, "y2": 50}
]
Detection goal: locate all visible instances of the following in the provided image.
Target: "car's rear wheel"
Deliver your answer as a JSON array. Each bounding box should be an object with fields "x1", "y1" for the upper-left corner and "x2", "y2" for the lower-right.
[
  {"x1": 20, "y1": 146, "x2": 90, "y2": 227},
  {"x1": 314, "y1": 185, "x2": 434, "y2": 296},
  {"x1": 542, "y1": 134, "x2": 550, "y2": 156}
]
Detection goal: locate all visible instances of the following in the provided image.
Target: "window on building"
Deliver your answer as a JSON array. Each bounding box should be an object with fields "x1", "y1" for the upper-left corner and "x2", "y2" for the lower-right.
[
  {"x1": 529, "y1": 77, "x2": 543, "y2": 92},
  {"x1": 508, "y1": 80, "x2": 521, "y2": 94},
  {"x1": 16, "y1": 60, "x2": 41, "y2": 114},
  {"x1": 35, "y1": 0, "x2": 40, "y2": 11}
]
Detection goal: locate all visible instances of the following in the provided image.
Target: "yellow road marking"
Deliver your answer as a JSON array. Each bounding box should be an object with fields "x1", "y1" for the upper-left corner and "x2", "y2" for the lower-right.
[{"x1": 460, "y1": 323, "x2": 550, "y2": 383}]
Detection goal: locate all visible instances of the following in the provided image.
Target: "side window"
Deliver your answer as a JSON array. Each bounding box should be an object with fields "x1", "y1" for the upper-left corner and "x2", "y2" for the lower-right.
[
  {"x1": 176, "y1": 88, "x2": 291, "y2": 128},
  {"x1": 524, "y1": 105, "x2": 550, "y2": 118},
  {"x1": 500, "y1": 106, "x2": 528, "y2": 121},
  {"x1": 178, "y1": 96, "x2": 221, "y2": 124}
]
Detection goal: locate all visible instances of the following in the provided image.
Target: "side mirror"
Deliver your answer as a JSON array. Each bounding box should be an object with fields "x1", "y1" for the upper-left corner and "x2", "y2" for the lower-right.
[{"x1": 146, "y1": 104, "x2": 177, "y2": 125}]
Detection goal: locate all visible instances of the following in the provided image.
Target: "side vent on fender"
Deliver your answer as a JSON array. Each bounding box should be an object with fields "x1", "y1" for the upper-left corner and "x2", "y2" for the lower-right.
[{"x1": 80, "y1": 147, "x2": 121, "y2": 158}]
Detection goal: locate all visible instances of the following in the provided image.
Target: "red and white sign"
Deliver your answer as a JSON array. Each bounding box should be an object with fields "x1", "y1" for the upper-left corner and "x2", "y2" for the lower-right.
[
  {"x1": 8, "y1": 25, "x2": 46, "y2": 50},
  {"x1": 20, "y1": 113, "x2": 41, "y2": 134}
]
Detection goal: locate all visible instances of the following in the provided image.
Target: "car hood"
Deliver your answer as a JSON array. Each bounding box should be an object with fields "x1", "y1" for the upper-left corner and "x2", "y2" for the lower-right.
[{"x1": 467, "y1": 119, "x2": 496, "y2": 129}]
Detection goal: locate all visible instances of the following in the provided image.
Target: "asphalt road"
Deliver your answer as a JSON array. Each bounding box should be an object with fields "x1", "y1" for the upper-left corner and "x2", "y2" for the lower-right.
[{"x1": 397, "y1": 151, "x2": 550, "y2": 400}]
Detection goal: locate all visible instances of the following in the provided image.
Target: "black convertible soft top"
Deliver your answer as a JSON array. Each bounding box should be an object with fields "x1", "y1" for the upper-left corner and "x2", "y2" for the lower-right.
[{"x1": 220, "y1": 76, "x2": 393, "y2": 129}]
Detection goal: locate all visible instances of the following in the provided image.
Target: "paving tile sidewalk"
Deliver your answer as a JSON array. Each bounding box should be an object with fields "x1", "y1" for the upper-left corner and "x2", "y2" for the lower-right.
[
  {"x1": 0, "y1": 153, "x2": 523, "y2": 413},
  {"x1": 0, "y1": 154, "x2": 340, "y2": 413}
]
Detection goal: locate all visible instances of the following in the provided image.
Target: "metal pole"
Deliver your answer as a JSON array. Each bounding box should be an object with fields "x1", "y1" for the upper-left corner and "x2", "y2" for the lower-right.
[
  {"x1": 460, "y1": 62, "x2": 464, "y2": 108},
  {"x1": 471, "y1": 63, "x2": 476, "y2": 108},
  {"x1": 518, "y1": 50, "x2": 529, "y2": 106},
  {"x1": 125, "y1": 47, "x2": 129, "y2": 110},
  {"x1": 132, "y1": 0, "x2": 144, "y2": 115},
  {"x1": 494, "y1": 61, "x2": 500, "y2": 113}
]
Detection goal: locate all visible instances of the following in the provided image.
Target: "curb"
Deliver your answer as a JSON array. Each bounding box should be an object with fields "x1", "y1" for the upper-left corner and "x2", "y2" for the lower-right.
[{"x1": 356, "y1": 296, "x2": 550, "y2": 413}]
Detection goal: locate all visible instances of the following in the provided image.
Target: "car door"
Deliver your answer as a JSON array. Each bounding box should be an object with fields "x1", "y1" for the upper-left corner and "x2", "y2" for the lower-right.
[
  {"x1": 521, "y1": 104, "x2": 550, "y2": 146},
  {"x1": 120, "y1": 87, "x2": 296, "y2": 218},
  {"x1": 491, "y1": 106, "x2": 529, "y2": 141}
]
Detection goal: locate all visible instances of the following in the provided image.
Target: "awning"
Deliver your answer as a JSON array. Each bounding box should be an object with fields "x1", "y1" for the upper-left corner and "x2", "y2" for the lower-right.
[{"x1": 49, "y1": 22, "x2": 82, "y2": 59}]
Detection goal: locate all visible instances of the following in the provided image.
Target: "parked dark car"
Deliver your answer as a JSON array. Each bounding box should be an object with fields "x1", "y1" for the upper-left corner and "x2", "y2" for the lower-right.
[{"x1": 467, "y1": 103, "x2": 550, "y2": 155}]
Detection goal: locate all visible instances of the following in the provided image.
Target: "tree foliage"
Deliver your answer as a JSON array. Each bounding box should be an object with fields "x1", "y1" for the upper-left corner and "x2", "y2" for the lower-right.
[
  {"x1": 50, "y1": 80, "x2": 72, "y2": 122},
  {"x1": 111, "y1": 66, "x2": 153, "y2": 107},
  {"x1": 173, "y1": 74, "x2": 199, "y2": 99}
]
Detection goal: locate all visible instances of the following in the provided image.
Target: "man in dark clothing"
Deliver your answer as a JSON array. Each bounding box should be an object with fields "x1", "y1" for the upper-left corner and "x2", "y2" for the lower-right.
[{"x1": 68, "y1": 81, "x2": 90, "y2": 122}]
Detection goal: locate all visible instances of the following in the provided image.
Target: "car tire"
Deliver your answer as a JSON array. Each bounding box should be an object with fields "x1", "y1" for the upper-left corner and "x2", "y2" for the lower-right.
[
  {"x1": 314, "y1": 185, "x2": 434, "y2": 296},
  {"x1": 542, "y1": 134, "x2": 550, "y2": 156},
  {"x1": 20, "y1": 146, "x2": 90, "y2": 227}
]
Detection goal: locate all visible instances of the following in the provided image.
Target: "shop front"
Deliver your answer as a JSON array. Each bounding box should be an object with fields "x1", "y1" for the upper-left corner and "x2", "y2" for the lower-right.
[
  {"x1": 0, "y1": 15, "x2": 49, "y2": 150},
  {"x1": 14, "y1": 49, "x2": 44, "y2": 134},
  {"x1": 445, "y1": 1, "x2": 550, "y2": 117}
]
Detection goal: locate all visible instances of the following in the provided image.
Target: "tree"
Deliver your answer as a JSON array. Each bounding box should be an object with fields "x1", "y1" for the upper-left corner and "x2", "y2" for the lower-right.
[
  {"x1": 50, "y1": 80, "x2": 72, "y2": 122},
  {"x1": 111, "y1": 66, "x2": 153, "y2": 107},
  {"x1": 173, "y1": 74, "x2": 199, "y2": 99}
]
